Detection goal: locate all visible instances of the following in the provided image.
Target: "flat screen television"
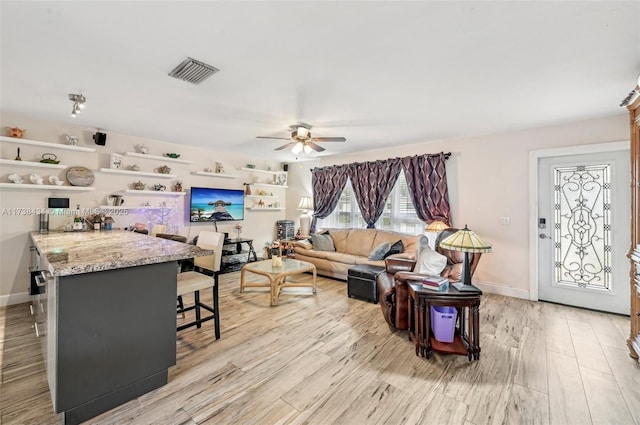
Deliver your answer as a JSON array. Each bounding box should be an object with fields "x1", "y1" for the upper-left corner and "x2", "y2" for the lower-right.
[{"x1": 189, "y1": 187, "x2": 245, "y2": 222}]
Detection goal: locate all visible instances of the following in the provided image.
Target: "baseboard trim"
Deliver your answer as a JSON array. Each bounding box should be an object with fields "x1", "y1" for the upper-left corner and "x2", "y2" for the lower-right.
[
  {"x1": 0, "y1": 291, "x2": 31, "y2": 307},
  {"x1": 474, "y1": 281, "x2": 529, "y2": 300}
]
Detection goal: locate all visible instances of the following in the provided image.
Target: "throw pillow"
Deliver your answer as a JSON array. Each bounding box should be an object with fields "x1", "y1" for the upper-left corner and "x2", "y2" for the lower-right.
[
  {"x1": 309, "y1": 233, "x2": 336, "y2": 252},
  {"x1": 383, "y1": 240, "x2": 405, "y2": 258},
  {"x1": 295, "y1": 239, "x2": 312, "y2": 249},
  {"x1": 416, "y1": 244, "x2": 447, "y2": 276},
  {"x1": 368, "y1": 241, "x2": 391, "y2": 260}
]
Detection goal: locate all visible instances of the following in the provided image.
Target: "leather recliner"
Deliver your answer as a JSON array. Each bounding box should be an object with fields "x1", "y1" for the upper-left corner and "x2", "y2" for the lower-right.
[{"x1": 376, "y1": 228, "x2": 483, "y2": 330}]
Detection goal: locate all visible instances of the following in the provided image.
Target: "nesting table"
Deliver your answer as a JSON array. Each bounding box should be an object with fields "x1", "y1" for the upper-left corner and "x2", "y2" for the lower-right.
[
  {"x1": 407, "y1": 282, "x2": 482, "y2": 361},
  {"x1": 240, "y1": 259, "x2": 317, "y2": 306}
]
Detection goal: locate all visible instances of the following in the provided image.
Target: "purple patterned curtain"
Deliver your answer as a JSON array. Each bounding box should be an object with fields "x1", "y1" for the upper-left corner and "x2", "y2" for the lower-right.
[
  {"x1": 347, "y1": 159, "x2": 402, "y2": 228},
  {"x1": 401, "y1": 153, "x2": 451, "y2": 224},
  {"x1": 310, "y1": 164, "x2": 350, "y2": 233}
]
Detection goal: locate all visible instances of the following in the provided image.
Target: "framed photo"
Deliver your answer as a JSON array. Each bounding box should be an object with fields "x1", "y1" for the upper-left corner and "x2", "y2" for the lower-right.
[
  {"x1": 110, "y1": 153, "x2": 123, "y2": 169},
  {"x1": 275, "y1": 171, "x2": 287, "y2": 186}
]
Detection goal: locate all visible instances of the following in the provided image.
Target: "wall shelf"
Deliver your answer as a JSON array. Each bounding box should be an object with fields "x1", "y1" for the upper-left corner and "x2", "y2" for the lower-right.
[
  {"x1": 121, "y1": 189, "x2": 186, "y2": 196},
  {"x1": 0, "y1": 158, "x2": 68, "y2": 169},
  {"x1": 240, "y1": 167, "x2": 281, "y2": 176},
  {"x1": 190, "y1": 171, "x2": 238, "y2": 179},
  {"x1": 99, "y1": 168, "x2": 177, "y2": 179},
  {"x1": 0, "y1": 183, "x2": 95, "y2": 191},
  {"x1": 0, "y1": 136, "x2": 96, "y2": 152},
  {"x1": 246, "y1": 207, "x2": 284, "y2": 211},
  {"x1": 245, "y1": 194, "x2": 279, "y2": 200},
  {"x1": 124, "y1": 152, "x2": 194, "y2": 165},
  {"x1": 98, "y1": 205, "x2": 170, "y2": 210},
  {"x1": 250, "y1": 182, "x2": 288, "y2": 189}
]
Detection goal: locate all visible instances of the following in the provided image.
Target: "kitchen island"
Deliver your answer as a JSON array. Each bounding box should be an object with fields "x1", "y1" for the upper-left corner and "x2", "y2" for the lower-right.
[{"x1": 29, "y1": 230, "x2": 212, "y2": 425}]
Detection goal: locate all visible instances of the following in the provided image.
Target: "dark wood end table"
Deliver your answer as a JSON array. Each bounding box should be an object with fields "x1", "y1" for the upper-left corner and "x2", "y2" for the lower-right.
[{"x1": 407, "y1": 282, "x2": 482, "y2": 361}]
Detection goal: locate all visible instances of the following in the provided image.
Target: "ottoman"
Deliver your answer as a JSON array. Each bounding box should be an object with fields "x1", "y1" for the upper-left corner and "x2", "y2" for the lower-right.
[{"x1": 347, "y1": 264, "x2": 385, "y2": 303}]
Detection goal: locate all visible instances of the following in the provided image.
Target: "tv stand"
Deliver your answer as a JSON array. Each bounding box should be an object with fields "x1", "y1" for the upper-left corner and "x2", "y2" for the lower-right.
[{"x1": 221, "y1": 237, "x2": 258, "y2": 273}]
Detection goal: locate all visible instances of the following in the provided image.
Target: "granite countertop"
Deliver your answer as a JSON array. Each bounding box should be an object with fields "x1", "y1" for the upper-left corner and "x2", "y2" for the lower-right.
[{"x1": 30, "y1": 231, "x2": 212, "y2": 277}]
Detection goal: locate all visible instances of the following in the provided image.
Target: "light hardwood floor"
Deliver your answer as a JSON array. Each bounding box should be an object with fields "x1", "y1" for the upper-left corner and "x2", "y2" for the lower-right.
[{"x1": 1, "y1": 272, "x2": 638, "y2": 424}]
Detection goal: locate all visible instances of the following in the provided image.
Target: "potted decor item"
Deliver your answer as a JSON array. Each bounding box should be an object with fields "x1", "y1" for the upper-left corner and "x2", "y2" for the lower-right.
[
  {"x1": 155, "y1": 165, "x2": 171, "y2": 174},
  {"x1": 40, "y1": 153, "x2": 60, "y2": 164},
  {"x1": 165, "y1": 153, "x2": 180, "y2": 159},
  {"x1": 132, "y1": 181, "x2": 145, "y2": 190}
]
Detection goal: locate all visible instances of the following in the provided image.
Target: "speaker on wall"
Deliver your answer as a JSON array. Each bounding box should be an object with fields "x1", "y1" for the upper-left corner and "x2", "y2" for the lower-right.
[
  {"x1": 283, "y1": 163, "x2": 288, "y2": 172},
  {"x1": 93, "y1": 132, "x2": 107, "y2": 146}
]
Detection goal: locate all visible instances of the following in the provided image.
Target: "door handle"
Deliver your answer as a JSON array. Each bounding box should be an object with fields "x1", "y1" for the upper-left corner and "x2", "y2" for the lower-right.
[{"x1": 539, "y1": 234, "x2": 550, "y2": 239}]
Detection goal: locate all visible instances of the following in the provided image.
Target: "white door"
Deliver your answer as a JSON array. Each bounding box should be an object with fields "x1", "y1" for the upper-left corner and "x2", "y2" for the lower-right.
[{"x1": 538, "y1": 150, "x2": 630, "y2": 314}]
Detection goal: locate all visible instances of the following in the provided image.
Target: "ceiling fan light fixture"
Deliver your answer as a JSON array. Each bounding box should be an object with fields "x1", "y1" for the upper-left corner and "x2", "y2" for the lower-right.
[
  {"x1": 292, "y1": 142, "x2": 304, "y2": 154},
  {"x1": 296, "y1": 127, "x2": 309, "y2": 138},
  {"x1": 303, "y1": 143, "x2": 313, "y2": 154}
]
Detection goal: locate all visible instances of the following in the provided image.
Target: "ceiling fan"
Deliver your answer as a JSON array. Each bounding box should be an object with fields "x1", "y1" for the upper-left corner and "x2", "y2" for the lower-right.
[{"x1": 257, "y1": 124, "x2": 346, "y2": 154}]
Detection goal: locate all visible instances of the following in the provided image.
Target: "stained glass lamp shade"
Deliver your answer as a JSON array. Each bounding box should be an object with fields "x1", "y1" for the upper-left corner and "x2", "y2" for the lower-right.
[
  {"x1": 438, "y1": 225, "x2": 493, "y2": 292},
  {"x1": 426, "y1": 220, "x2": 449, "y2": 232}
]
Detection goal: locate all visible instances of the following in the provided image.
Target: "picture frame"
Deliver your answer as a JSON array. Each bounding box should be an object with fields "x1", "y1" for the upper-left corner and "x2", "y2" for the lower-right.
[{"x1": 110, "y1": 153, "x2": 123, "y2": 169}]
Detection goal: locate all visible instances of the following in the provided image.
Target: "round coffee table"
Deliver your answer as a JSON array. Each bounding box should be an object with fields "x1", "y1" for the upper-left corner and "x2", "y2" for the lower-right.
[{"x1": 240, "y1": 259, "x2": 317, "y2": 306}]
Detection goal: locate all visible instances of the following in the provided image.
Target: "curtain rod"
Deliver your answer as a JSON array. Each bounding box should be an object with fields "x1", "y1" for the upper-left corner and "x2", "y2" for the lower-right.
[{"x1": 309, "y1": 152, "x2": 451, "y2": 171}]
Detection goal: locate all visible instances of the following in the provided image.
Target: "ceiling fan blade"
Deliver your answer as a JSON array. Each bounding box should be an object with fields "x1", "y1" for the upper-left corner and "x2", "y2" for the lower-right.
[
  {"x1": 307, "y1": 142, "x2": 326, "y2": 152},
  {"x1": 275, "y1": 142, "x2": 294, "y2": 151},
  {"x1": 313, "y1": 137, "x2": 346, "y2": 142},
  {"x1": 257, "y1": 136, "x2": 290, "y2": 140}
]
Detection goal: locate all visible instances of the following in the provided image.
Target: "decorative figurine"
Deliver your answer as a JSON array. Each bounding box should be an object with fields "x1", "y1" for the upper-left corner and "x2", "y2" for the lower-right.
[
  {"x1": 136, "y1": 144, "x2": 149, "y2": 154},
  {"x1": 215, "y1": 162, "x2": 224, "y2": 174},
  {"x1": 15, "y1": 147, "x2": 21, "y2": 161},
  {"x1": 6, "y1": 127, "x2": 25, "y2": 138},
  {"x1": 174, "y1": 180, "x2": 183, "y2": 192}
]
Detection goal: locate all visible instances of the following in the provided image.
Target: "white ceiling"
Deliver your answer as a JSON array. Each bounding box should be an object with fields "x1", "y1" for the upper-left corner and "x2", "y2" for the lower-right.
[{"x1": 1, "y1": 1, "x2": 638, "y2": 162}]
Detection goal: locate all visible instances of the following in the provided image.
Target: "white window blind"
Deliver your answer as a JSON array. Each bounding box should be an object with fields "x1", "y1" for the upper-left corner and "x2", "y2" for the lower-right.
[{"x1": 318, "y1": 172, "x2": 424, "y2": 233}]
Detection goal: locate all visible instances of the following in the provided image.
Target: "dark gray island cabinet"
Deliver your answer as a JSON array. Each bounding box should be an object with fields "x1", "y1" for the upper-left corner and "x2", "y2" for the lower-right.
[{"x1": 29, "y1": 231, "x2": 212, "y2": 425}]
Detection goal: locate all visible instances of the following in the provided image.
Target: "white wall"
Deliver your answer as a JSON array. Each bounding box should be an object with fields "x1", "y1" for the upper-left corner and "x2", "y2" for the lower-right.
[
  {"x1": 287, "y1": 114, "x2": 628, "y2": 299},
  {"x1": 0, "y1": 112, "x2": 286, "y2": 305}
]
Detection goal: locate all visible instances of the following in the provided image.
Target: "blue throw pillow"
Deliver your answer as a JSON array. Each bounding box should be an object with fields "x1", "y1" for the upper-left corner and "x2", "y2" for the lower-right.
[
  {"x1": 368, "y1": 242, "x2": 391, "y2": 260},
  {"x1": 383, "y1": 240, "x2": 404, "y2": 258},
  {"x1": 310, "y1": 233, "x2": 335, "y2": 252}
]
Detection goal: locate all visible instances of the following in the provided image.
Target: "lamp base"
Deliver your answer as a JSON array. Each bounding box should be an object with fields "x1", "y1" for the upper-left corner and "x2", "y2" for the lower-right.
[
  {"x1": 299, "y1": 214, "x2": 311, "y2": 238},
  {"x1": 452, "y1": 282, "x2": 482, "y2": 293}
]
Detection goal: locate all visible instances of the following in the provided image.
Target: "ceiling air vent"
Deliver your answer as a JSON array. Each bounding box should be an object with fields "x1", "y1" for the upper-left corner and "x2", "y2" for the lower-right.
[{"x1": 168, "y1": 57, "x2": 219, "y2": 85}]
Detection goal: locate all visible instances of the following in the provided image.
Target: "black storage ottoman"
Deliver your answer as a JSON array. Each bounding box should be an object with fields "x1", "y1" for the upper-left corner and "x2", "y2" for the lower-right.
[{"x1": 347, "y1": 264, "x2": 385, "y2": 303}]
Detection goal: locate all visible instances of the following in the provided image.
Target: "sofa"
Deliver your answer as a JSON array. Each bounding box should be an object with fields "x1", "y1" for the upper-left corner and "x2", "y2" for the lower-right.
[
  {"x1": 292, "y1": 228, "x2": 417, "y2": 281},
  {"x1": 376, "y1": 227, "x2": 483, "y2": 330}
]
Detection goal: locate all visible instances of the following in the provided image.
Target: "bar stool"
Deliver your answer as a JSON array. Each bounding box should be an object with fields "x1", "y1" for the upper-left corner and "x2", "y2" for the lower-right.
[{"x1": 176, "y1": 231, "x2": 224, "y2": 338}]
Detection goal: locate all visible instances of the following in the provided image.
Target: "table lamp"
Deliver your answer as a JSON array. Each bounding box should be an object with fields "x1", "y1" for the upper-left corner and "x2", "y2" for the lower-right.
[
  {"x1": 297, "y1": 196, "x2": 314, "y2": 238},
  {"x1": 438, "y1": 225, "x2": 492, "y2": 292},
  {"x1": 426, "y1": 220, "x2": 449, "y2": 233}
]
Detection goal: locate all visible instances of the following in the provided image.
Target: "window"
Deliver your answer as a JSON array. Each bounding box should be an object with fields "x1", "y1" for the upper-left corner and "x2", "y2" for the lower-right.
[{"x1": 318, "y1": 172, "x2": 424, "y2": 233}]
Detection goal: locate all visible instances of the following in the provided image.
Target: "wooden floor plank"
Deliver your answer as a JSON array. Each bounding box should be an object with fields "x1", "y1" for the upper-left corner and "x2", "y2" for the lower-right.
[
  {"x1": 1, "y1": 272, "x2": 637, "y2": 424},
  {"x1": 547, "y1": 351, "x2": 592, "y2": 425},
  {"x1": 580, "y1": 365, "x2": 636, "y2": 425}
]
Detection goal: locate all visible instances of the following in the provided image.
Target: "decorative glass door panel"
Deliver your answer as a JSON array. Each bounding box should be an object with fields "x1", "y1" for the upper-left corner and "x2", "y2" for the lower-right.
[{"x1": 553, "y1": 164, "x2": 611, "y2": 291}]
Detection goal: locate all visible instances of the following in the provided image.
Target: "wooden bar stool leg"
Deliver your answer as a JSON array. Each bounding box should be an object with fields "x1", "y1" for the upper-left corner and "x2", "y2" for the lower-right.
[
  {"x1": 213, "y1": 274, "x2": 220, "y2": 339},
  {"x1": 195, "y1": 290, "x2": 202, "y2": 328}
]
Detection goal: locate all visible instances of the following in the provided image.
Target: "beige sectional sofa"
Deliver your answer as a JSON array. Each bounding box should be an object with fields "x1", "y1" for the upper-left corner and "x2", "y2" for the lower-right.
[{"x1": 292, "y1": 228, "x2": 417, "y2": 280}]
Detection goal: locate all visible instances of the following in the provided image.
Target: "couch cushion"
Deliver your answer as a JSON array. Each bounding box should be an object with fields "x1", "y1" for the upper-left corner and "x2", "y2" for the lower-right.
[
  {"x1": 321, "y1": 229, "x2": 350, "y2": 253},
  {"x1": 310, "y1": 233, "x2": 336, "y2": 251},
  {"x1": 324, "y1": 251, "x2": 359, "y2": 265},
  {"x1": 368, "y1": 241, "x2": 391, "y2": 260},
  {"x1": 294, "y1": 247, "x2": 330, "y2": 259},
  {"x1": 344, "y1": 229, "x2": 378, "y2": 257}
]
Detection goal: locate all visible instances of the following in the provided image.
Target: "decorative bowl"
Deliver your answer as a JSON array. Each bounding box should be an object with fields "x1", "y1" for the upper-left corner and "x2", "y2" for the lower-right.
[
  {"x1": 155, "y1": 165, "x2": 171, "y2": 174},
  {"x1": 246, "y1": 164, "x2": 256, "y2": 169},
  {"x1": 165, "y1": 153, "x2": 180, "y2": 159}
]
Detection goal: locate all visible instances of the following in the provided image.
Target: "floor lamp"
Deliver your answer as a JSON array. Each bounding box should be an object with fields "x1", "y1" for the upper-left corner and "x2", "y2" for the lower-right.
[
  {"x1": 297, "y1": 196, "x2": 314, "y2": 238},
  {"x1": 438, "y1": 225, "x2": 493, "y2": 292}
]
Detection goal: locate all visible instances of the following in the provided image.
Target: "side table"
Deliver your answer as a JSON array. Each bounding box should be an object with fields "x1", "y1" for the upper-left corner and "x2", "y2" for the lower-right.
[{"x1": 407, "y1": 282, "x2": 482, "y2": 361}]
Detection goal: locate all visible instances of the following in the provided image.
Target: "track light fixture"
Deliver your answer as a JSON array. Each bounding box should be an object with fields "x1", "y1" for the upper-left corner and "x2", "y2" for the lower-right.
[{"x1": 68, "y1": 93, "x2": 86, "y2": 117}]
